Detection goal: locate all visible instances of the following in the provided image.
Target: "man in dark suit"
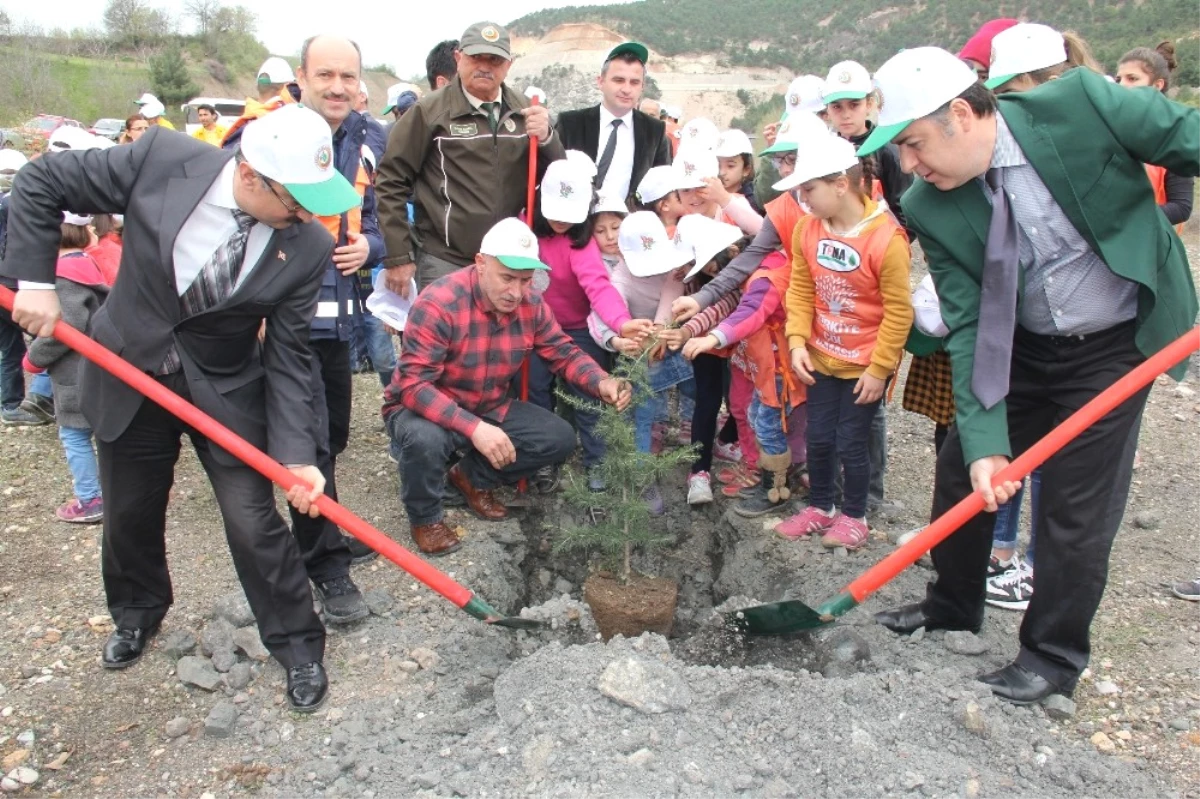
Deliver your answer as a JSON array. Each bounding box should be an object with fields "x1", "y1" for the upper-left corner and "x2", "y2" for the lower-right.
[
  {"x1": 555, "y1": 41, "x2": 671, "y2": 203},
  {"x1": 4, "y1": 104, "x2": 363, "y2": 713}
]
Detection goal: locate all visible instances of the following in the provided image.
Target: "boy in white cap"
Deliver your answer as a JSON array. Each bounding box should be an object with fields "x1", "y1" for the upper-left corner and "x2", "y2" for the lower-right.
[
  {"x1": 135, "y1": 96, "x2": 175, "y2": 131},
  {"x1": 861, "y1": 46, "x2": 1198, "y2": 706},
  {"x1": 4, "y1": 103, "x2": 361, "y2": 713},
  {"x1": 383, "y1": 218, "x2": 632, "y2": 551},
  {"x1": 255, "y1": 56, "x2": 297, "y2": 103}
]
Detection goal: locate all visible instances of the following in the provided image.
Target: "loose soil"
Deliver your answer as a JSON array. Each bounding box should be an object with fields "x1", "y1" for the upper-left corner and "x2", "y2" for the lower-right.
[
  {"x1": 583, "y1": 572, "x2": 678, "y2": 641},
  {"x1": 0, "y1": 239, "x2": 1196, "y2": 797}
]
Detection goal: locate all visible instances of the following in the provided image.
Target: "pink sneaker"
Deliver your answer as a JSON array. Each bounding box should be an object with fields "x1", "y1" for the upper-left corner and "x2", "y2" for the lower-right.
[
  {"x1": 56, "y1": 496, "x2": 103, "y2": 524},
  {"x1": 821, "y1": 514, "x2": 870, "y2": 550},
  {"x1": 774, "y1": 506, "x2": 836, "y2": 540}
]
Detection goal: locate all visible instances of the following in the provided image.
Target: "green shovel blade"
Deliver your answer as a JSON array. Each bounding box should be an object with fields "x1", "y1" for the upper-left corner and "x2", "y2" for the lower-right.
[{"x1": 726, "y1": 592, "x2": 859, "y2": 636}]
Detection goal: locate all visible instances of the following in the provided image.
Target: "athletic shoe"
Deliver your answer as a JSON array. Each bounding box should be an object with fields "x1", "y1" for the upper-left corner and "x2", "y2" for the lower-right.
[
  {"x1": 642, "y1": 481, "x2": 665, "y2": 516},
  {"x1": 821, "y1": 514, "x2": 870, "y2": 550},
  {"x1": 687, "y1": 471, "x2": 713, "y2": 505},
  {"x1": 1, "y1": 405, "x2": 48, "y2": 426},
  {"x1": 20, "y1": 392, "x2": 55, "y2": 423},
  {"x1": 676, "y1": 421, "x2": 693, "y2": 446},
  {"x1": 1171, "y1": 579, "x2": 1200, "y2": 601},
  {"x1": 774, "y1": 505, "x2": 837, "y2": 540},
  {"x1": 986, "y1": 558, "x2": 1034, "y2": 611},
  {"x1": 713, "y1": 440, "x2": 743, "y2": 463},
  {"x1": 56, "y1": 496, "x2": 103, "y2": 524},
  {"x1": 532, "y1": 464, "x2": 560, "y2": 494},
  {"x1": 345, "y1": 535, "x2": 378, "y2": 565},
  {"x1": 986, "y1": 554, "x2": 1017, "y2": 580},
  {"x1": 314, "y1": 575, "x2": 369, "y2": 624}
]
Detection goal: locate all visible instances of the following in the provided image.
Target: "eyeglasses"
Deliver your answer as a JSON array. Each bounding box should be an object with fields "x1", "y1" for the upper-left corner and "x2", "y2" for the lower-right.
[
  {"x1": 128, "y1": 125, "x2": 149, "y2": 133},
  {"x1": 771, "y1": 153, "x2": 797, "y2": 169},
  {"x1": 255, "y1": 170, "x2": 303, "y2": 214}
]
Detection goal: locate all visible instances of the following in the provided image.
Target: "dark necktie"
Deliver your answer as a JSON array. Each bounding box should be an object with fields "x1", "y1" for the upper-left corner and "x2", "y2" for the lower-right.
[
  {"x1": 481, "y1": 101, "x2": 499, "y2": 133},
  {"x1": 971, "y1": 167, "x2": 1020, "y2": 409},
  {"x1": 595, "y1": 118, "x2": 622, "y2": 187},
  {"x1": 158, "y1": 209, "x2": 257, "y2": 374}
]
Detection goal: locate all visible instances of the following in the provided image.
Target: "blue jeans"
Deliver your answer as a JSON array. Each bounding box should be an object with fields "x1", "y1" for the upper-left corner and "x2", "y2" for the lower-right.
[
  {"x1": 633, "y1": 350, "x2": 695, "y2": 453},
  {"x1": 31, "y1": 372, "x2": 51, "y2": 398},
  {"x1": 363, "y1": 312, "x2": 398, "y2": 387},
  {"x1": 528, "y1": 328, "x2": 608, "y2": 468},
  {"x1": 806, "y1": 372, "x2": 884, "y2": 519},
  {"x1": 992, "y1": 468, "x2": 1041, "y2": 567},
  {"x1": 748, "y1": 378, "x2": 791, "y2": 457},
  {"x1": 59, "y1": 425, "x2": 100, "y2": 502}
]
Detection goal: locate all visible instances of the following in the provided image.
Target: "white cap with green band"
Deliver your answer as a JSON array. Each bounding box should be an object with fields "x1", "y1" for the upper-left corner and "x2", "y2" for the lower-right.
[
  {"x1": 479, "y1": 218, "x2": 549, "y2": 271},
  {"x1": 240, "y1": 103, "x2": 361, "y2": 217},
  {"x1": 984, "y1": 23, "x2": 1066, "y2": 90},
  {"x1": 820, "y1": 61, "x2": 873, "y2": 104},
  {"x1": 856, "y1": 47, "x2": 979, "y2": 158}
]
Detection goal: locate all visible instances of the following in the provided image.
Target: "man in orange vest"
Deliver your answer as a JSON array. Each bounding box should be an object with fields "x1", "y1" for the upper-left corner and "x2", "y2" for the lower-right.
[{"x1": 224, "y1": 34, "x2": 383, "y2": 623}]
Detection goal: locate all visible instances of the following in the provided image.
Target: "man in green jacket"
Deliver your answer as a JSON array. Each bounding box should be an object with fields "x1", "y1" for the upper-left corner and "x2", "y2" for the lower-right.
[
  {"x1": 375, "y1": 21, "x2": 564, "y2": 296},
  {"x1": 859, "y1": 47, "x2": 1199, "y2": 704}
]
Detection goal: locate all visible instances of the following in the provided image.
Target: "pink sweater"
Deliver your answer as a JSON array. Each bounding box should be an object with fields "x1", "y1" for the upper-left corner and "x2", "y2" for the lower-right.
[
  {"x1": 588, "y1": 256, "x2": 684, "y2": 350},
  {"x1": 538, "y1": 234, "x2": 632, "y2": 332}
]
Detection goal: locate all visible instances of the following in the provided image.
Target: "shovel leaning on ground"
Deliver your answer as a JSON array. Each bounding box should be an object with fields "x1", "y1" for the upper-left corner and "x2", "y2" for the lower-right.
[
  {"x1": 729, "y1": 327, "x2": 1200, "y2": 636},
  {"x1": 0, "y1": 285, "x2": 543, "y2": 631}
]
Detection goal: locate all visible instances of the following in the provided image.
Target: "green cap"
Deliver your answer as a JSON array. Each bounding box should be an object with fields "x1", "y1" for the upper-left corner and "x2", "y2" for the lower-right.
[
  {"x1": 606, "y1": 41, "x2": 649, "y2": 64},
  {"x1": 856, "y1": 119, "x2": 912, "y2": 157},
  {"x1": 983, "y1": 72, "x2": 1018, "y2": 91},
  {"x1": 460, "y1": 21, "x2": 511, "y2": 60}
]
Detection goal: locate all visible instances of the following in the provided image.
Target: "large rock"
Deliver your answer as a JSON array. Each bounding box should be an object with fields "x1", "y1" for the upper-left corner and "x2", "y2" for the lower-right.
[
  {"x1": 597, "y1": 657, "x2": 692, "y2": 714},
  {"x1": 200, "y1": 619, "x2": 235, "y2": 658},
  {"x1": 232, "y1": 627, "x2": 270, "y2": 662},
  {"x1": 211, "y1": 592, "x2": 256, "y2": 628},
  {"x1": 204, "y1": 701, "x2": 239, "y2": 738},
  {"x1": 943, "y1": 631, "x2": 990, "y2": 656},
  {"x1": 160, "y1": 629, "x2": 197, "y2": 659},
  {"x1": 177, "y1": 656, "x2": 222, "y2": 691}
]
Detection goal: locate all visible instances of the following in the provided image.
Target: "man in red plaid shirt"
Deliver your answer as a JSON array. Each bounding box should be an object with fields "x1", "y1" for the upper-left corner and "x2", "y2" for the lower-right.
[{"x1": 382, "y1": 218, "x2": 632, "y2": 555}]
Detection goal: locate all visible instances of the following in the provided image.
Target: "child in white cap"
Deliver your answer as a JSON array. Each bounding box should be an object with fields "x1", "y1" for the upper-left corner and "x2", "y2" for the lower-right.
[
  {"x1": 985, "y1": 23, "x2": 1102, "y2": 94},
  {"x1": 674, "y1": 144, "x2": 762, "y2": 236},
  {"x1": 714, "y1": 129, "x2": 761, "y2": 214}
]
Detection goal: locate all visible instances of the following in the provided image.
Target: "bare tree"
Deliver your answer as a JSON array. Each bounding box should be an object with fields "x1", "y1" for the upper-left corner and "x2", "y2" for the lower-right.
[{"x1": 184, "y1": 0, "x2": 221, "y2": 36}]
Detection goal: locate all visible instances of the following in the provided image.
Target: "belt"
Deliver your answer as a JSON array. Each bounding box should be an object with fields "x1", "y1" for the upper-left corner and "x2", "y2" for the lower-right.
[{"x1": 1017, "y1": 319, "x2": 1135, "y2": 348}]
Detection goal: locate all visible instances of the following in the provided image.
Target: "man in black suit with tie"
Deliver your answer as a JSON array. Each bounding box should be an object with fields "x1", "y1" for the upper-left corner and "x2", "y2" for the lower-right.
[
  {"x1": 4, "y1": 104, "x2": 362, "y2": 713},
  {"x1": 554, "y1": 41, "x2": 672, "y2": 203}
]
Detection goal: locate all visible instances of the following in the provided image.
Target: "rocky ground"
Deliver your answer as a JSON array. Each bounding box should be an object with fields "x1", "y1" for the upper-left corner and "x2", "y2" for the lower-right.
[{"x1": 0, "y1": 244, "x2": 1197, "y2": 797}]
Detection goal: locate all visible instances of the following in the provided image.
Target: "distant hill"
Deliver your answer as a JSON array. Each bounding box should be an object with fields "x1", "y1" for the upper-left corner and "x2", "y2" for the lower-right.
[{"x1": 511, "y1": 0, "x2": 1200, "y2": 85}]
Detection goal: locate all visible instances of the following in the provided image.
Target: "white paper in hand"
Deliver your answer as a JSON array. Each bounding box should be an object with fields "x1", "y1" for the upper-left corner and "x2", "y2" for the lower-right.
[{"x1": 366, "y1": 270, "x2": 418, "y2": 331}]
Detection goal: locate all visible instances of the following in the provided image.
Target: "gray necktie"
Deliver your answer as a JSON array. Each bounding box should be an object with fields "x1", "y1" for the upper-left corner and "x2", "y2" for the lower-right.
[
  {"x1": 595, "y1": 119, "x2": 622, "y2": 187},
  {"x1": 971, "y1": 167, "x2": 1020, "y2": 409},
  {"x1": 158, "y1": 210, "x2": 257, "y2": 374}
]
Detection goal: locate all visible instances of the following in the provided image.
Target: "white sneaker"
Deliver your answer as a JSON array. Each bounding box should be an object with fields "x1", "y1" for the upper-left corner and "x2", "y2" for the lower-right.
[
  {"x1": 713, "y1": 441, "x2": 742, "y2": 463},
  {"x1": 687, "y1": 471, "x2": 714, "y2": 505},
  {"x1": 986, "y1": 557, "x2": 1034, "y2": 611}
]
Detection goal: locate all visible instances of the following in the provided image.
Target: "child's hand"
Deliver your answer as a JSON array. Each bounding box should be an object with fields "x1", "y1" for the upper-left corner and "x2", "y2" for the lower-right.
[
  {"x1": 671, "y1": 296, "x2": 700, "y2": 322},
  {"x1": 620, "y1": 318, "x2": 654, "y2": 344},
  {"x1": 610, "y1": 336, "x2": 641, "y2": 356},
  {"x1": 683, "y1": 334, "x2": 718, "y2": 360},
  {"x1": 657, "y1": 327, "x2": 691, "y2": 351},
  {"x1": 762, "y1": 121, "x2": 779, "y2": 148},
  {"x1": 699, "y1": 176, "x2": 732, "y2": 208},
  {"x1": 853, "y1": 372, "x2": 887, "y2": 405},
  {"x1": 790, "y1": 347, "x2": 816, "y2": 386},
  {"x1": 646, "y1": 338, "x2": 668, "y2": 362}
]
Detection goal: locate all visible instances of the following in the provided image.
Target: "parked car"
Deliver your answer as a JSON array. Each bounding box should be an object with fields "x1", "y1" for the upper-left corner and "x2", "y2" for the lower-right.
[
  {"x1": 90, "y1": 118, "x2": 124, "y2": 141},
  {"x1": 181, "y1": 97, "x2": 244, "y2": 136},
  {"x1": 18, "y1": 114, "x2": 84, "y2": 142}
]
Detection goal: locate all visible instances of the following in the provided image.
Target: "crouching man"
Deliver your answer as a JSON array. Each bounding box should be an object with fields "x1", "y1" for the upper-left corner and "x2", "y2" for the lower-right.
[{"x1": 383, "y1": 218, "x2": 632, "y2": 555}]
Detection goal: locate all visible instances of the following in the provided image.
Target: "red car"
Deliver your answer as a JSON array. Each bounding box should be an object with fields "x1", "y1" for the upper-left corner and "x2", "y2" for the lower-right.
[{"x1": 18, "y1": 114, "x2": 85, "y2": 141}]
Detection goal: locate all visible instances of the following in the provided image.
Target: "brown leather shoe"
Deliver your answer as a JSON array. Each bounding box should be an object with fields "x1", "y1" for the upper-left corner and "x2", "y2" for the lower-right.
[
  {"x1": 411, "y1": 522, "x2": 462, "y2": 557},
  {"x1": 447, "y1": 464, "x2": 508, "y2": 521}
]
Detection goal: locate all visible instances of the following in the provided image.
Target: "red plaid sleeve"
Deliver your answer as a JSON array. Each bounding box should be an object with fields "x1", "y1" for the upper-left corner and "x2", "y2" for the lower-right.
[
  {"x1": 391, "y1": 295, "x2": 483, "y2": 437},
  {"x1": 532, "y1": 300, "x2": 607, "y2": 398}
]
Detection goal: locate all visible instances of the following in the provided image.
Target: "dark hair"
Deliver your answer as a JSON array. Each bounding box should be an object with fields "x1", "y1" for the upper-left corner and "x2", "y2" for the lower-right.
[
  {"x1": 60, "y1": 222, "x2": 91, "y2": 250},
  {"x1": 426, "y1": 40, "x2": 459, "y2": 90},
  {"x1": 197, "y1": 104, "x2": 217, "y2": 116},
  {"x1": 721, "y1": 152, "x2": 755, "y2": 181},
  {"x1": 601, "y1": 51, "x2": 645, "y2": 77},
  {"x1": 125, "y1": 113, "x2": 147, "y2": 130},
  {"x1": 1120, "y1": 41, "x2": 1176, "y2": 92},
  {"x1": 929, "y1": 81, "x2": 998, "y2": 127},
  {"x1": 817, "y1": 158, "x2": 876, "y2": 198},
  {"x1": 532, "y1": 191, "x2": 594, "y2": 249},
  {"x1": 627, "y1": 190, "x2": 679, "y2": 216},
  {"x1": 92, "y1": 214, "x2": 120, "y2": 239},
  {"x1": 299, "y1": 35, "x2": 362, "y2": 72}
]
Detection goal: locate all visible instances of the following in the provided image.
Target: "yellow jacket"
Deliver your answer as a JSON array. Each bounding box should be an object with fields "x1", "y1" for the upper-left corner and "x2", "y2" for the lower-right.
[{"x1": 191, "y1": 125, "x2": 228, "y2": 146}]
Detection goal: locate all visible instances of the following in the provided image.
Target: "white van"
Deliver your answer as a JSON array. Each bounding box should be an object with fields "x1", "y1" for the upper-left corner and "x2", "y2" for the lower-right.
[{"x1": 181, "y1": 97, "x2": 245, "y2": 136}]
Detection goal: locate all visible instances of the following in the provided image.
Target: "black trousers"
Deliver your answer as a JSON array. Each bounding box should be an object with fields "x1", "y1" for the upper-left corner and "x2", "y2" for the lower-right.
[
  {"x1": 98, "y1": 372, "x2": 324, "y2": 668},
  {"x1": 287, "y1": 337, "x2": 352, "y2": 583},
  {"x1": 924, "y1": 322, "x2": 1148, "y2": 689}
]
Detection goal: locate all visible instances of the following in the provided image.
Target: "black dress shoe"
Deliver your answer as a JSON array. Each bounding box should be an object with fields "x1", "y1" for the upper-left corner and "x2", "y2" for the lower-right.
[
  {"x1": 978, "y1": 662, "x2": 1063, "y2": 705},
  {"x1": 287, "y1": 661, "x2": 329, "y2": 713},
  {"x1": 874, "y1": 603, "x2": 981, "y2": 635},
  {"x1": 101, "y1": 624, "x2": 160, "y2": 669}
]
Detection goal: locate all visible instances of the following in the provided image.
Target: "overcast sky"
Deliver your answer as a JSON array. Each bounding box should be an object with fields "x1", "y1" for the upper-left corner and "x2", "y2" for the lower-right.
[{"x1": 16, "y1": 0, "x2": 639, "y2": 78}]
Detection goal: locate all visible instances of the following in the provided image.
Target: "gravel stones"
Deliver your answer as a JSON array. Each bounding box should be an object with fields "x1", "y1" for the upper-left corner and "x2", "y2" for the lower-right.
[
  {"x1": 232, "y1": 626, "x2": 270, "y2": 662},
  {"x1": 1090, "y1": 731, "x2": 1116, "y2": 754},
  {"x1": 1042, "y1": 694, "x2": 1077, "y2": 720},
  {"x1": 200, "y1": 619, "x2": 235, "y2": 658},
  {"x1": 597, "y1": 656, "x2": 692, "y2": 714},
  {"x1": 943, "y1": 631, "x2": 991, "y2": 656},
  {"x1": 1133, "y1": 511, "x2": 1161, "y2": 530},
  {"x1": 225, "y1": 662, "x2": 252, "y2": 691},
  {"x1": 160, "y1": 629, "x2": 197, "y2": 659},
  {"x1": 177, "y1": 656, "x2": 222, "y2": 691},
  {"x1": 212, "y1": 591, "x2": 256, "y2": 628},
  {"x1": 204, "y1": 700, "x2": 239, "y2": 738},
  {"x1": 1094, "y1": 680, "x2": 1121, "y2": 696},
  {"x1": 960, "y1": 701, "x2": 990, "y2": 738},
  {"x1": 409, "y1": 647, "x2": 439, "y2": 671},
  {"x1": 164, "y1": 717, "x2": 191, "y2": 738},
  {"x1": 210, "y1": 648, "x2": 237, "y2": 673},
  {"x1": 363, "y1": 589, "x2": 395, "y2": 616}
]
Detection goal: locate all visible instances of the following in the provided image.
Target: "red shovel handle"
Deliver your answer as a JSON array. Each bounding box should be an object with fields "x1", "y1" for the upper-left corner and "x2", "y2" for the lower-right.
[
  {"x1": 847, "y1": 327, "x2": 1199, "y2": 603},
  {"x1": 518, "y1": 95, "x2": 540, "y2": 493},
  {"x1": 0, "y1": 286, "x2": 475, "y2": 609}
]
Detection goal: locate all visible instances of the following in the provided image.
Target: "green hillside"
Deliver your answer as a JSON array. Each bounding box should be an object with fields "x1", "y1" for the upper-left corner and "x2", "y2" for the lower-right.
[{"x1": 511, "y1": 0, "x2": 1199, "y2": 85}]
